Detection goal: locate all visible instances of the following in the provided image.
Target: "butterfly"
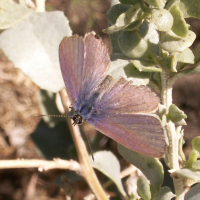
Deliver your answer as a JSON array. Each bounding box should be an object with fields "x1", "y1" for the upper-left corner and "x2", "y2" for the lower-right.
[{"x1": 59, "y1": 31, "x2": 166, "y2": 157}]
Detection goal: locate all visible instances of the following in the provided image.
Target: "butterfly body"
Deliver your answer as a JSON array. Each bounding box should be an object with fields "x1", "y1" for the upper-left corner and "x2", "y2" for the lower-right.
[
  {"x1": 59, "y1": 31, "x2": 166, "y2": 157},
  {"x1": 72, "y1": 74, "x2": 114, "y2": 124}
]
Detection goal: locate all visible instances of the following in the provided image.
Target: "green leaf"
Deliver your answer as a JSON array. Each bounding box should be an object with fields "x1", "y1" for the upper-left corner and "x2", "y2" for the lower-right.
[
  {"x1": 157, "y1": 54, "x2": 177, "y2": 72},
  {"x1": 160, "y1": 30, "x2": 196, "y2": 52},
  {"x1": 0, "y1": 0, "x2": 33, "y2": 29},
  {"x1": 169, "y1": 64, "x2": 200, "y2": 82},
  {"x1": 104, "y1": 4, "x2": 130, "y2": 53},
  {"x1": 165, "y1": 0, "x2": 180, "y2": 10},
  {"x1": 175, "y1": 169, "x2": 200, "y2": 182},
  {"x1": 187, "y1": 150, "x2": 199, "y2": 168},
  {"x1": 137, "y1": 177, "x2": 151, "y2": 200},
  {"x1": 176, "y1": 119, "x2": 187, "y2": 126},
  {"x1": 150, "y1": 72, "x2": 162, "y2": 91},
  {"x1": 178, "y1": 65, "x2": 200, "y2": 76},
  {"x1": 192, "y1": 136, "x2": 200, "y2": 154},
  {"x1": 157, "y1": 48, "x2": 194, "y2": 72},
  {"x1": 159, "y1": 104, "x2": 167, "y2": 116},
  {"x1": 170, "y1": 5, "x2": 188, "y2": 37},
  {"x1": 37, "y1": 90, "x2": 64, "y2": 128},
  {"x1": 151, "y1": 8, "x2": 173, "y2": 32},
  {"x1": 192, "y1": 160, "x2": 200, "y2": 170},
  {"x1": 119, "y1": 0, "x2": 139, "y2": 5},
  {"x1": 90, "y1": 151, "x2": 126, "y2": 196},
  {"x1": 118, "y1": 144, "x2": 164, "y2": 193},
  {"x1": 109, "y1": 56, "x2": 151, "y2": 85},
  {"x1": 124, "y1": 20, "x2": 143, "y2": 31},
  {"x1": 145, "y1": 0, "x2": 166, "y2": 8},
  {"x1": 110, "y1": 31, "x2": 124, "y2": 54},
  {"x1": 194, "y1": 43, "x2": 200, "y2": 64},
  {"x1": 104, "y1": 4, "x2": 149, "y2": 34},
  {"x1": 154, "y1": 187, "x2": 175, "y2": 200},
  {"x1": 105, "y1": 3, "x2": 130, "y2": 25},
  {"x1": 173, "y1": 48, "x2": 194, "y2": 65},
  {"x1": 31, "y1": 120, "x2": 73, "y2": 160},
  {"x1": 167, "y1": 104, "x2": 187, "y2": 125},
  {"x1": 179, "y1": 0, "x2": 200, "y2": 19},
  {"x1": 124, "y1": 63, "x2": 152, "y2": 84},
  {"x1": 176, "y1": 62, "x2": 187, "y2": 71},
  {"x1": 139, "y1": 20, "x2": 159, "y2": 44},
  {"x1": 186, "y1": 136, "x2": 200, "y2": 168},
  {"x1": 0, "y1": 11, "x2": 72, "y2": 92},
  {"x1": 118, "y1": 30, "x2": 149, "y2": 58},
  {"x1": 185, "y1": 183, "x2": 200, "y2": 200},
  {"x1": 132, "y1": 60, "x2": 162, "y2": 72}
]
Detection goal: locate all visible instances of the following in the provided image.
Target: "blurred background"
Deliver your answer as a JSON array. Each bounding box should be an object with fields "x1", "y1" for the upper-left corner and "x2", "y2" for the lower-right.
[{"x1": 0, "y1": 0, "x2": 200, "y2": 199}]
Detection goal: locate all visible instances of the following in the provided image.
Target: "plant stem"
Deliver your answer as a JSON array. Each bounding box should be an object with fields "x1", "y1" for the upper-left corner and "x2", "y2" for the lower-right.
[
  {"x1": 0, "y1": 159, "x2": 81, "y2": 171},
  {"x1": 161, "y1": 71, "x2": 185, "y2": 199},
  {"x1": 59, "y1": 89, "x2": 109, "y2": 200},
  {"x1": 35, "y1": 0, "x2": 46, "y2": 12}
]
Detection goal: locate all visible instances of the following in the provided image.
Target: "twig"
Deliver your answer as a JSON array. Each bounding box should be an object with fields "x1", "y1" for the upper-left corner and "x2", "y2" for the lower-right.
[
  {"x1": 35, "y1": 0, "x2": 46, "y2": 12},
  {"x1": 59, "y1": 89, "x2": 109, "y2": 200},
  {"x1": 0, "y1": 158, "x2": 81, "y2": 172},
  {"x1": 24, "y1": 0, "x2": 36, "y2": 9},
  {"x1": 120, "y1": 165, "x2": 137, "y2": 179},
  {"x1": 103, "y1": 165, "x2": 137, "y2": 189},
  {"x1": 25, "y1": 173, "x2": 38, "y2": 199}
]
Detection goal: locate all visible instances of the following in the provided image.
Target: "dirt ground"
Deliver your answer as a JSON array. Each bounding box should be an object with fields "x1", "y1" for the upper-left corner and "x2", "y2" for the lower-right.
[{"x1": 0, "y1": 1, "x2": 200, "y2": 199}]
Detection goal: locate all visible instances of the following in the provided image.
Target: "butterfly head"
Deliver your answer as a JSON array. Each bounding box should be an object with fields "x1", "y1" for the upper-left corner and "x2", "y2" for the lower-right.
[{"x1": 72, "y1": 114, "x2": 83, "y2": 126}]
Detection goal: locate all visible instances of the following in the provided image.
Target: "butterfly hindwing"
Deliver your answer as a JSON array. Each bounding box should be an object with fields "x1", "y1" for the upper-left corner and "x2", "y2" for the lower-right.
[{"x1": 89, "y1": 114, "x2": 165, "y2": 157}]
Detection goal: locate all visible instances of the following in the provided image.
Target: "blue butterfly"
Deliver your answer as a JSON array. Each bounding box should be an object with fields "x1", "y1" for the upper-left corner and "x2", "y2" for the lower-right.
[{"x1": 59, "y1": 32, "x2": 166, "y2": 157}]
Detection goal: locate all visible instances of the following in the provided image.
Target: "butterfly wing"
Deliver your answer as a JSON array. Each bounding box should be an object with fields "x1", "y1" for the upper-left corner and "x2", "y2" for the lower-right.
[
  {"x1": 94, "y1": 76, "x2": 160, "y2": 114},
  {"x1": 59, "y1": 32, "x2": 110, "y2": 109},
  {"x1": 80, "y1": 32, "x2": 110, "y2": 100},
  {"x1": 87, "y1": 77, "x2": 165, "y2": 157},
  {"x1": 59, "y1": 35, "x2": 84, "y2": 108},
  {"x1": 89, "y1": 113, "x2": 165, "y2": 157}
]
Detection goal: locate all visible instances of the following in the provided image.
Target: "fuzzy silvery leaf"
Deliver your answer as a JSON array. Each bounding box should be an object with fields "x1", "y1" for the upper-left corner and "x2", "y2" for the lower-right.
[
  {"x1": 170, "y1": 5, "x2": 188, "y2": 37},
  {"x1": 0, "y1": 0, "x2": 32, "y2": 29},
  {"x1": 0, "y1": 11, "x2": 72, "y2": 92},
  {"x1": 90, "y1": 151, "x2": 126, "y2": 196}
]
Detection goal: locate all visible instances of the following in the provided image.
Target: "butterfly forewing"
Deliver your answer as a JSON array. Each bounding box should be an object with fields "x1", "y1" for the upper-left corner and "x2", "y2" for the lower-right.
[
  {"x1": 94, "y1": 77, "x2": 160, "y2": 114},
  {"x1": 81, "y1": 32, "x2": 110, "y2": 100},
  {"x1": 59, "y1": 35, "x2": 84, "y2": 108},
  {"x1": 59, "y1": 32, "x2": 110, "y2": 108}
]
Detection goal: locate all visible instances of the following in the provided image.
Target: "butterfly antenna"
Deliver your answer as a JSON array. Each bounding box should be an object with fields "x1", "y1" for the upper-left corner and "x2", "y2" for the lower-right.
[
  {"x1": 36, "y1": 114, "x2": 71, "y2": 118},
  {"x1": 84, "y1": 132, "x2": 95, "y2": 161}
]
